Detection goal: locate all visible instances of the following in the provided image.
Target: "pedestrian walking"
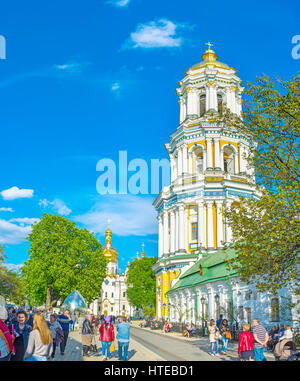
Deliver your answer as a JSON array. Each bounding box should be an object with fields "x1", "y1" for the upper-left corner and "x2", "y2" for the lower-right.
[
  {"x1": 24, "y1": 312, "x2": 53, "y2": 361},
  {"x1": 81, "y1": 314, "x2": 94, "y2": 357},
  {"x1": 9, "y1": 310, "x2": 32, "y2": 361},
  {"x1": 0, "y1": 306, "x2": 15, "y2": 361},
  {"x1": 57, "y1": 309, "x2": 73, "y2": 355},
  {"x1": 99, "y1": 316, "x2": 115, "y2": 360},
  {"x1": 70, "y1": 313, "x2": 76, "y2": 331},
  {"x1": 117, "y1": 316, "x2": 130, "y2": 361},
  {"x1": 238, "y1": 323, "x2": 254, "y2": 361},
  {"x1": 48, "y1": 314, "x2": 63, "y2": 359},
  {"x1": 208, "y1": 319, "x2": 220, "y2": 357},
  {"x1": 216, "y1": 314, "x2": 223, "y2": 329},
  {"x1": 252, "y1": 318, "x2": 269, "y2": 361},
  {"x1": 219, "y1": 319, "x2": 231, "y2": 354}
]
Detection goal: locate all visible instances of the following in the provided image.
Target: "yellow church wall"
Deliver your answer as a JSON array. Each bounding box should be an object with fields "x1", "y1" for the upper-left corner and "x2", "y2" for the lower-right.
[
  {"x1": 156, "y1": 269, "x2": 181, "y2": 318},
  {"x1": 213, "y1": 202, "x2": 217, "y2": 249}
]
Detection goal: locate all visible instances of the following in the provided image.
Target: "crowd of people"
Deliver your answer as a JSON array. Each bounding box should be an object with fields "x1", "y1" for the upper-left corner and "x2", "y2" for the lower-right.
[
  {"x1": 0, "y1": 304, "x2": 132, "y2": 362},
  {"x1": 1, "y1": 304, "x2": 298, "y2": 362},
  {"x1": 207, "y1": 315, "x2": 297, "y2": 361}
]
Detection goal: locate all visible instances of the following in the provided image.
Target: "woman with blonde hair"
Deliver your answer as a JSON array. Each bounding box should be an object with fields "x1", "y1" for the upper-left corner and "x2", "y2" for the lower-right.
[
  {"x1": 238, "y1": 323, "x2": 254, "y2": 361},
  {"x1": 24, "y1": 312, "x2": 53, "y2": 361}
]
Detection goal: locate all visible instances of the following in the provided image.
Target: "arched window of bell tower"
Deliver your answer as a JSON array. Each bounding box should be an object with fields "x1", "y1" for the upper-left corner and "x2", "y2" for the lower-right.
[
  {"x1": 193, "y1": 146, "x2": 204, "y2": 174},
  {"x1": 223, "y1": 146, "x2": 235, "y2": 174}
]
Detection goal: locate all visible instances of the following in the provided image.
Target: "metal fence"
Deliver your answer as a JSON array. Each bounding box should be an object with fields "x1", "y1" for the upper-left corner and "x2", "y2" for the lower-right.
[{"x1": 146, "y1": 320, "x2": 300, "y2": 344}]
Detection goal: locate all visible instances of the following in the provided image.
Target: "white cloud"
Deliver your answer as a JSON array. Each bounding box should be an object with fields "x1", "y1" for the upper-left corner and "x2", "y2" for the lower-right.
[
  {"x1": 4, "y1": 263, "x2": 24, "y2": 273},
  {"x1": 39, "y1": 198, "x2": 72, "y2": 216},
  {"x1": 0, "y1": 207, "x2": 14, "y2": 212},
  {"x1": 125, "y1": 19, "x2": 185, "y2": 49},
  {"x1": 54, "y1": 61, "x2": 90, "y2": 74},
  {"x1": 107, "y1": 0, "x2": 131, "y2": 7},
  {"x1": 1, "y1": 186, "x2": 34, "y2": 201},
  {"x1": 0, "y1": 218, "x2": 36, "y2": 245},
  {"x1": 111, "y1": 82, "x2": 120, "y2": 91},
  {"x1": 9, "y1": 217, "x2": 40, "y2": 226},
  {"x1": 74, "y1": 195, "x2": 157, "y2": 236}
]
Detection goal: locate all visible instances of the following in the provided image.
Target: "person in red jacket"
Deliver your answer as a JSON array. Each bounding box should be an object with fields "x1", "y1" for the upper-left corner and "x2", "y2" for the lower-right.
[
  {"x1": 238, "y1": 323, "x2": 254, "y2": 361},
  {"x1": 0, "y1": 306, "x2": 15, "y2": 361},
  {"x1": 99, "y1": 316, "x2": 114, "y2": 360}
]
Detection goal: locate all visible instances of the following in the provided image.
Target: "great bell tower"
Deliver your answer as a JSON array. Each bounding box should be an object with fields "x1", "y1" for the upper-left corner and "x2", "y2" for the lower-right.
[{"x1": 153, "y1": 44, "x2": 260, "y2": 319}]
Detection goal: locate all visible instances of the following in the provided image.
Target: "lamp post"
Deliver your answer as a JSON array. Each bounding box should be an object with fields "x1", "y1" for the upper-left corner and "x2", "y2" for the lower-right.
[
  {"x1": 163, "y1": 303, "x2": 166, "y2": 320},
  {"x1": 215, "y1": 294, "x2": 220, "y2": 320},
  {"x1": 201, "y1": 296, "x2": 205, "y2": 336}
]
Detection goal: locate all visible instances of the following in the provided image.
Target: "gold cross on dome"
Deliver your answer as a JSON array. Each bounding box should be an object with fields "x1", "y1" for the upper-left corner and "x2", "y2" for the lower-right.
[
  {"x1": 141, "y1": 243, "x2": 145, "y2": 249},
  {"x1": 107, "y1": 218, "x2": 111, "y2": 227},
  {"x1": 205, "y1": 42, "x2": 214, "y2": 50}
]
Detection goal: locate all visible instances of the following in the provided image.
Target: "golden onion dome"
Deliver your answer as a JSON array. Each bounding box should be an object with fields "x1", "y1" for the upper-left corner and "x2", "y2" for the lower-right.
[
  {"x1": 103, "y1": 226, "x2": 118, "y2": 263},
  {"x1": 189, "y1": 44, "x2": 235, "y2": 72}
]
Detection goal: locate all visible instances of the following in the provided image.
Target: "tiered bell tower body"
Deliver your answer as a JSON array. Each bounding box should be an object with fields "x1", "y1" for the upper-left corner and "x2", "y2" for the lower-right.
[{"x1": 153, "y1": 45, "x2": 260, "y2": 319}]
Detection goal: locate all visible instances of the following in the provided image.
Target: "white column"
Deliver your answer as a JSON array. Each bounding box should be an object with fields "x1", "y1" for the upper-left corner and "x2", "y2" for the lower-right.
[
  {"x1": 206, "y1": 201, "x2": 214, "y2": 249},
  {"x1": 191, "y1": 90, "x2": 198, "y2": 116},
  {"x1": 231, "y1": 88, "x2": 236, "y2": 114},
  {"x1": 214, "y1": 137, "x2": 221, "y2": 170},
  {"x1": 225, "y1": 200, "x2": 233, "y2": 243},
  {"x1": 225, "y1": 88, "x2": 232, "y2": 111},
  {"x1": 170, "y1": 154, "x2": 175, "y2": 182},
  {"x1": 187, "y1": 90, "x2": 193, "y2": 116},
  {"x1": 184, "y1": 207, "x2": 188, "y2": 252},
  {"x1": 163, "y1": 211, "x2": 169, "y2": 254},
  {"x1": 220, "y1": 149, "x2": 224, "y2": 171},
  {"x1": 203, "y1": 149, "x2": 207, "y2": 172},
  {"x1": 216, "y1": 201, "x2": 223, "y2": 248},
  {"x1": 206, "y1": 138, "x2": 213, "y2": 170},
  {"x1": 170, "y1": 209, "x2": 175, "y2": 253},
  {"x1": 182, "y1": 145, "x2": 188, "y2": 174},
  {"x1": 197, "y1": 201, "x2": 204, "y2": 249},
  {"x1": 188, "y1": 151, "x2": 193, "y2": 174},
  {"x1": 179, "y1": 100, "x2": 184, "y2": 123},
  {"x1": 158, "y1": 215, "x2": 163, "y2": 257},
  {"x1": 175, "y1": 207, "x2": 179, "y2": 252},
  {"x1": 177, "y1": 148, "x2": 182, "y2": 177},
  {"x1": 234, "y1": 152, "x2": 239, "y2": 174},
  {"x1": 178, "y1": 204, "x2": 185, "y2": 251}
]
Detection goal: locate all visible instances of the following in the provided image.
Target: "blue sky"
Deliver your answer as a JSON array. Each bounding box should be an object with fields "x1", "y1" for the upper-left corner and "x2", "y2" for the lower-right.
[{"x1": 0, "y1": 0, "x2": 299, "y2": 273}]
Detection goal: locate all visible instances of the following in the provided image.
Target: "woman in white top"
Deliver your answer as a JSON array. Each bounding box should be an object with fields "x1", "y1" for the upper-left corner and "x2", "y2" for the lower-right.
[
  {"x1": 24, "y1": 312, "x2": 53, "y2": 361},
  {"x1": 279, "y1": 325, "x2": 293, "y2": 341},
  {"x1": 208, "y1": 319, "x2": 220, "y2": 357}
]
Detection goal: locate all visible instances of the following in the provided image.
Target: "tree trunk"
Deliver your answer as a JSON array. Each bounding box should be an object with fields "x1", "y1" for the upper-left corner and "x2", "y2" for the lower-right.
[{"x1": 46, "y1": 286, "x2": 52, "y2": 309}]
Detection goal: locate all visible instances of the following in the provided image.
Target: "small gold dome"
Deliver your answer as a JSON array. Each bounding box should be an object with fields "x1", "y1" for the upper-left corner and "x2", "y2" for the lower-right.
[{"x1": 103, "y1": 225, "x2": 118, "y2": 263}]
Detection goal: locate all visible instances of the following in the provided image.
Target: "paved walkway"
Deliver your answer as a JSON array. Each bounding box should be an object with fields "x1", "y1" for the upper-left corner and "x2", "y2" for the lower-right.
[
  {"x1": 51, "y1": 330, "x2": 164, "y2": 361},
  {"x1": 130, "y1": 321, "x2": 275, "y2": 361}
]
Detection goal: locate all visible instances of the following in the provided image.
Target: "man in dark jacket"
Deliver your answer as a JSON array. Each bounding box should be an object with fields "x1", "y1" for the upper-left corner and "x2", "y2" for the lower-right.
[{"x1": 57, "y1": 309, "x2": 73, "y2": 355}]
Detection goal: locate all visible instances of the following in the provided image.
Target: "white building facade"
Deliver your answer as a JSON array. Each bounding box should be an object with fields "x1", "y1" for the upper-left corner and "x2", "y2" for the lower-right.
[
  {"x1": 90, "y1": 227, "x2": 134, "y2": 318},
  {"x1": 153, "y1": 45, "x2": 299, "y2": 328}
]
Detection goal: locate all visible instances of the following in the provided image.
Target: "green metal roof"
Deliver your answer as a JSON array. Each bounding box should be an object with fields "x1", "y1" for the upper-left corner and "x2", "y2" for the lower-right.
[
  {"x1": 167, "y1": 247, "x2": 238, "y2": 294},
  {"x1": 157, "y1": 253, "x2": 199, "y2": 263}
]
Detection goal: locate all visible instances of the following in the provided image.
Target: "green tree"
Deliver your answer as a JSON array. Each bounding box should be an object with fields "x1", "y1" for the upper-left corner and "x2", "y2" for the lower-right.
[
  {"x1": 0, "y1": 245, "x2": 26, "y2": 305},
  {"x1": 126, "y1": 257, "x2": 157, "y2": 310},
  {"x1": 219, "y1": 74, "x2": 300, "y2": 293},
  {"x1": 21, "y1": 213, "x2": 107, "y2": 308}
]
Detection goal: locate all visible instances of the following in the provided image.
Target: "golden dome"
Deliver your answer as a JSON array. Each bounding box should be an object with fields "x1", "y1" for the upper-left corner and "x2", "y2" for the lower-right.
[
  {"x1": 103, "y1": 226, "x2": 118, "y2": 263},
  {"x1": 188, "y1": 44, "x2": 236, "y2": 72}
]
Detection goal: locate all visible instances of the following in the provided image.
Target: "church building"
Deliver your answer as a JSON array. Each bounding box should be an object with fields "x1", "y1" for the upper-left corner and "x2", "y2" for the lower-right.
[
  {"x1": 90, "y1": 225, "x2": 134, "y2": 318},
  {"x1": 153, "y1": 44, "x2": 298, "y2": 327}
]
